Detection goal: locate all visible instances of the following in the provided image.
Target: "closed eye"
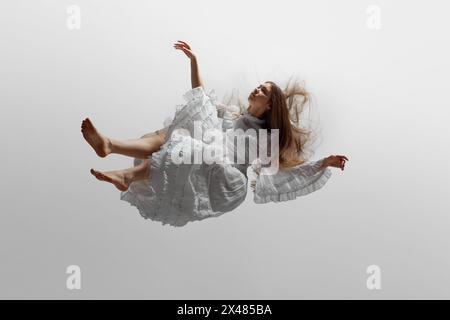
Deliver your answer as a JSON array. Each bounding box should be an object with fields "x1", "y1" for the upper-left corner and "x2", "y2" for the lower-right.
[
  {"x1": 258, "y1": 85, "x2": 268, "y2": 96},
  {"x1": 260, "y1": 86, "x2": 269, "y2": 96}
]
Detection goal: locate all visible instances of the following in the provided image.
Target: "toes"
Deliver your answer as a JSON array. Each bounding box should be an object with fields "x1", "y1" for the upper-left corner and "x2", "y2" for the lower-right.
[
  {"x1": 91, "y1": 171, "x2": 99, "y2": 179},
  {"x1": 81, "y1": 119, "x2": 89, "y2": 132},
  {"x1": 85, "y1": 118, "x2": 93, "y2": 127},
  {"x1": 94, "y1": 172, "x2": 104, "y2": 181},
  {"x1": 101, "y1": 173, "x2": 112, "y2": 183},
  {"x1": 90, "y1": 169, "x2": 101, "y2": 179},
  {"x1": 90, "y1": 169, "x2": 109, "y2": 183}
]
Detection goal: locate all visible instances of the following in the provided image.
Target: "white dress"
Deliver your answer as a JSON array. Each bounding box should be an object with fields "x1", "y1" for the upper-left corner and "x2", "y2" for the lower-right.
[{"x1": 120, "y1": 86, "x2": 332, "y2": 227}]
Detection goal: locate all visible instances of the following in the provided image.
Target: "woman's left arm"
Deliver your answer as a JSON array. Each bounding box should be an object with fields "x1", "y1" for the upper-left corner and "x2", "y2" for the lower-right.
[
  {"x1": 174, "y1": 40, "x2": 203, "y2": 89},
  {"x1": 250, "y1": 155, "x2": 348, "y2": 204},
  {"x1": 320, "y1": 155, "x2": 349, "y2": 171}
]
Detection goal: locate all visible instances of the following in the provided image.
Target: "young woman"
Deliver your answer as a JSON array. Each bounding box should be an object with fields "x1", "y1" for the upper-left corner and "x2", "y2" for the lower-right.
[{"x1": 81, "y1": 40, "x2": 348, "y2": 227}]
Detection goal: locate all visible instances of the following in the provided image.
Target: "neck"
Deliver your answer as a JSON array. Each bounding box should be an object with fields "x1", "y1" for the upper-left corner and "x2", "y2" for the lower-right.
[{"x1": 247, "y1": 105, "x2": 265, "y2": 119}]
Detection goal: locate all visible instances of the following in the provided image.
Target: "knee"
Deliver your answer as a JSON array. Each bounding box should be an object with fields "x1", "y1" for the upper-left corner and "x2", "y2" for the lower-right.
[
  {"x1": 156, "y1": 128, "x2": 168, "y2": 144},
  {"x1": 140, "y1": 132, "x2": 157, "y2": 139},
  {"x1": 156, "y1": 132, "x2": 167, "y2": 145}
]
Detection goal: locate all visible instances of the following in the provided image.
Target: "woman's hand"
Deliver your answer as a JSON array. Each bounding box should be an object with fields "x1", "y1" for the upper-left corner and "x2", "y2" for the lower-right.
[
  {"x1": 324, "y1": 155, "x2": 349, "y2": 171},
  {"x1": 174, "y1": 40, "x2": 203, "y2": 89},
  {"x1": 173, "y1": 40, "x2": 196, "y2": 61}
]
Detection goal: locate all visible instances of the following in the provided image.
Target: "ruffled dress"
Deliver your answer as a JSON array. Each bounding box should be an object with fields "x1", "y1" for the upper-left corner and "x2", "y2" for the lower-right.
[{"x1": 120, "y1": 86, "x2": 332, "y2": 227}]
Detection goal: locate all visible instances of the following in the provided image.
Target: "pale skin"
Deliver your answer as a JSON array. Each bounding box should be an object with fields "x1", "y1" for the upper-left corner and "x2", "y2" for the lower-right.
[{"x1": 81, "y1": 40, "x2": 348, "y2": 191}]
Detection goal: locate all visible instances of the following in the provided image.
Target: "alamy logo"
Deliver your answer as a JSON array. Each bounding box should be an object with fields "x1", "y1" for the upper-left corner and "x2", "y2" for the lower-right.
[
  {"x1": 66, "y1": 265, "x2": 81, "y2": 290},
  {"x1": 66, "y1": 5, "x2": 81, "y2": 30},
  {"x1": 366, "y1": 5, "x2": 382, "y2": 30},
  {"x1": 168, "y1": 122, "x2": 280, "y2": 175},
  {"x1": 366, "y1": 265, "x2": 381, "y2": 290}
]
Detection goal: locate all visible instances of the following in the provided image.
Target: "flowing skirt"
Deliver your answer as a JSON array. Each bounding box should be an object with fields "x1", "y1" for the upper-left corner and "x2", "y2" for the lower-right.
[{"x1": 120, "y1": 87, "x2": 248, "y2": 227}]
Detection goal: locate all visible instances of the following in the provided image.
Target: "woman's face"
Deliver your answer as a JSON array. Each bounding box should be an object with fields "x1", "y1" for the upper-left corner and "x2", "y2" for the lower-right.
[{"x1": 247, "y1": 82, "x2": 272, "y2": 118}]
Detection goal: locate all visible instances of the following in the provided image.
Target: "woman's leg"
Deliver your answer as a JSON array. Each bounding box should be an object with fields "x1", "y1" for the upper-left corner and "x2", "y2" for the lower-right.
[
  {"x1": 90, "y1": 159, "x2": 150, "y2": 191},
  {"x1": 81, "y1": 118, "x2": 168, "y2": 159}
]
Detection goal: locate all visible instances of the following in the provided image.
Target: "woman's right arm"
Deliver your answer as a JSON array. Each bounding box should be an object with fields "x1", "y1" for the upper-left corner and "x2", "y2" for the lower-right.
[
  {"x1": 189, "y1": 57, "x2": 203, "y2": 89},
  {"x1": 174, "y1": 40, "x2": 203, "y2": 89}
]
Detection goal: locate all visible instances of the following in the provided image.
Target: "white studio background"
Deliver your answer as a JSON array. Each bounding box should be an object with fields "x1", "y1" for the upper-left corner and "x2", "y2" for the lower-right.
[{"x1": 0, "y1": 0, "x2": 449, "y2": 299}]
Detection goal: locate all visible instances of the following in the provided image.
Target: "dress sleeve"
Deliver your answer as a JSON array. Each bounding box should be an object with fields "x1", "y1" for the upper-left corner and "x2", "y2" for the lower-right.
[{"x1": 249, "y1": 157, "x2": 333, "y2": 204}]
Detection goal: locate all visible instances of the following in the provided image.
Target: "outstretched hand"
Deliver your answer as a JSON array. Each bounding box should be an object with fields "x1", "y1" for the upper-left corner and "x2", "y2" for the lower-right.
[
  {"x1": 325, "y1": 155, "x2": 349, "y2": 171},
  {"x1": 173, "y1": 40, "x2": 196, "y2": 61}
]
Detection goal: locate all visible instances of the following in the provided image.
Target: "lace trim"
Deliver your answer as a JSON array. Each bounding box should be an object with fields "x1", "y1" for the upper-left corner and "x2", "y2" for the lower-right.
[{"x1": 253, "y1": 168, "x2": 332, "y2": 204}]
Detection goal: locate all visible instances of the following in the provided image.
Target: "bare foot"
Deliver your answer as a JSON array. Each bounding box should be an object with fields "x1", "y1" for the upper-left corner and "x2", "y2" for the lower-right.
[
  {"x1": 81, "y1": 118, "x2": 112, "y2": 158},
  {"x1": 90, "y1": 168, "x2": 130, "y2": 191}
]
